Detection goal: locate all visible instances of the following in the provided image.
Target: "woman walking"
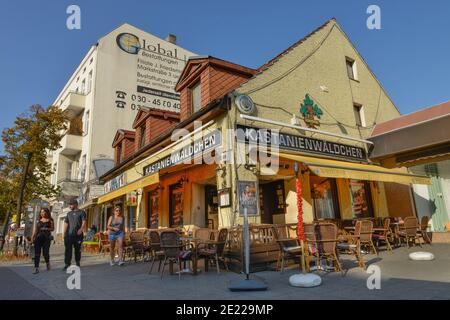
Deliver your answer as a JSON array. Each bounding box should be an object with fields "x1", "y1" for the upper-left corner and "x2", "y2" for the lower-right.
[
  {"x1": 31, "y1": 208, "x2": 54, "y2": 274},
  {"x1": 107, "y1": 206, "x2": 125, "y2": 266}
]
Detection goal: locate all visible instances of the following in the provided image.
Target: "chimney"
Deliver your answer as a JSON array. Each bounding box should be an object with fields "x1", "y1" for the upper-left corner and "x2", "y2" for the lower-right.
[{"x1": 166, "y1": 34, "x2": 177, "y2": 44}]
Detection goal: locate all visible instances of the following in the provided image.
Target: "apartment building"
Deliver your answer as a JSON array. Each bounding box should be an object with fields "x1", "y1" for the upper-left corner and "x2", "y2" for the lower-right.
[{"x1": 49, "y1": 23, "x2": 195, "y2": 234}]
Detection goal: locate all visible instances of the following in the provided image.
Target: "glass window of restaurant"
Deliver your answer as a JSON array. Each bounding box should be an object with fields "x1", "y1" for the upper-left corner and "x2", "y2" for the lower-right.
[
  {"x1": 310, "y1": 175, "x2": 340, "y2": 220},
  {"x1": 349, "y1": 180, "x2": 374, "y2": 218}
]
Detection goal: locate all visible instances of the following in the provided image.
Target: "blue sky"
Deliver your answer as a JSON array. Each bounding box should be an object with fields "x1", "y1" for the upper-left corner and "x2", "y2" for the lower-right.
[{"x1": 1, "y1": 0, "x2": 450, "y2": 152}]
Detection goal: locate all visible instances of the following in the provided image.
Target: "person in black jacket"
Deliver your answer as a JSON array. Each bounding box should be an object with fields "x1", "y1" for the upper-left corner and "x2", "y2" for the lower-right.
[
  {"x1": 31, "y1": 208, "x2": 54, "y2": 274},
  {"x1": 63, "y1": 199, "x2": 86, "y2": 270}
]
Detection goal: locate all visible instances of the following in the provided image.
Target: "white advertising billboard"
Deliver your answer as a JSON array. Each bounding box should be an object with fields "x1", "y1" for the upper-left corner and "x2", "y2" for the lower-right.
[{"x1": 96, "y1": 24, "x2": 196, "y2": 115}]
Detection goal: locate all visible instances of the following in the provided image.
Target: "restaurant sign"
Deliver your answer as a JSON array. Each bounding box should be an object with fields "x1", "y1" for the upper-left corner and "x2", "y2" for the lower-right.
[
  {"x1": 143, "y1": 129, "x2": 222, "y2": 175},
  {"x1": 104, "y1": 173, "x2": 125, "y2": 194},
  {"x1": 237, "y1": 125, "x2": 366, "y2": 161}
]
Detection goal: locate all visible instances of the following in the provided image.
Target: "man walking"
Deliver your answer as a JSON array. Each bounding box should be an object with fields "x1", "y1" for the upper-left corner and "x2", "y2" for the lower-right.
[{"x1": 63, "y1": 199, "x2": 86, "y2": 270}]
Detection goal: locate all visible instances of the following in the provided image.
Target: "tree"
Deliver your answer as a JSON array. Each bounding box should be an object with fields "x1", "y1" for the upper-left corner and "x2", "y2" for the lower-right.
[{"x1": 0, "y1": 105, "x2": 67, "y2": 254}]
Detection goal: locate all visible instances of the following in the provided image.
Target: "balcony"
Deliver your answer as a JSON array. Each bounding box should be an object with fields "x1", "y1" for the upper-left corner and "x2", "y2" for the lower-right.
[
  {"x1": 57, "y1": 178, "x2": 81, "y2": 198},
  {"x1": 61, "y1": 91, "x2": 85, "y2": 119},
  {"x1": 60, "y1": 133, "x2": 82, "y2": 156}
]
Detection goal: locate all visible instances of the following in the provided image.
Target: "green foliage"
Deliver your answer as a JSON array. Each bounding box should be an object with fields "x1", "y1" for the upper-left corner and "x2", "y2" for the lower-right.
[
  {"x1": 0, "y1": 105, "x2": 67, "y2": 221},
  {"x1": 300, "y1": 94, "x2": 323, "y2": 118}
]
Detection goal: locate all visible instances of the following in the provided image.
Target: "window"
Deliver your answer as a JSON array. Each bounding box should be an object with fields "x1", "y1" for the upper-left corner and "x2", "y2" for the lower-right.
[
  {"x1": 310, "y1": 176, "x2": 340, "y2": 220},
  {"x1": 66, "y1": 161, "x2": 73, "y2": 181},
  {"x1": 87, "y1": 71, "x2": 93, "y2": 94},
  {"x1": 353, "y1": 103, "x2": 366, "y2": 127},
  {"x1": 191, "y1": 82, "x2": 201, "y2": 113},
  {"x1": 139, "y1": 125, "x2": 146, "y2": 148},
  {"x1": 349, "y1": 180, "x2": 373, "y2": 218},
  {"x1": 117, "y1": 143, "x2": 122, "y2": 163},
  {"x1": 346, "y1": 57, "x2": 357, "y2": 80},
  {"x1": 83, "y1": 110, "x2": 90, "y2": 135},
  {"x1": 80, "y1": 155, "x2": 87, "y2": 182},
  {"x1": 81, "y1": 79, "x2": 86, "y2": 94}
]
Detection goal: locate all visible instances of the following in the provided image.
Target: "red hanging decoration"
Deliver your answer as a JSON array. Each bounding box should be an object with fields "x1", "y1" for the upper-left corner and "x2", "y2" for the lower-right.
[{"x1": 296, "y1": 172, "x2": 305, "y2": 241}]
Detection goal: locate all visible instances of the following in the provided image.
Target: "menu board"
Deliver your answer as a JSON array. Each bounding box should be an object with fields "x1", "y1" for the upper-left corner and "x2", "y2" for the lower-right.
[
  {"x1": 150, "y1": 192, "x2": 159, "y2": 228},
  {"x1": 349, "y1": 180, "x2": 371, "y2": 218},
  {"x1": 171, "y1": 188, "x2": 184, "y2": 227}
]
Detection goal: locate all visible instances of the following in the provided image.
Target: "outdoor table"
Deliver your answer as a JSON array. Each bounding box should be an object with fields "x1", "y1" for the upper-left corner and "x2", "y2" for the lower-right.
[{"x1": 177, "y1": 237, "x2": 205, "y2": 275}]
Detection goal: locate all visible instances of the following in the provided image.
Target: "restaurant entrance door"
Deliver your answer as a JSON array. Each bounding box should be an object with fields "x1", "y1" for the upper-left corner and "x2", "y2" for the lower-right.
[{"x1": 260, "y1": 180, "x2": 286, "y2": 224}]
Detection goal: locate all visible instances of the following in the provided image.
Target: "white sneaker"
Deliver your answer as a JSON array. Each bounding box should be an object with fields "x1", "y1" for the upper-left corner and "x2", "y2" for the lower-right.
[
  {"x1": 110, "y1": 260, "x2": 116, "y2": 266},
  {"x1": 117, "y1": 260, "x2": 125, "y2": 266}
]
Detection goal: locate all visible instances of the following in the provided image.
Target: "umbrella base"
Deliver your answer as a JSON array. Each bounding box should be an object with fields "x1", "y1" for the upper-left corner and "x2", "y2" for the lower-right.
[
  {"x1": 289, "y1": 273, "x2": 322, "y2": 288},
  {"x1": 228, "y1": 278, "x2": 268, "y2": 291}
]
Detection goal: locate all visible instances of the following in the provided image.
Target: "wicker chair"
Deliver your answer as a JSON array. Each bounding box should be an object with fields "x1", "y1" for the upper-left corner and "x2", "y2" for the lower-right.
[
  {"x1": 129, "y1": 230, "x2": 151, "y2": 262},
  {"x1": 197, "y1": 228, "x2": 229, "y2": 273},
  {"x1": 337, "y1": 220, "x2": 366, "y2": 269},
  {"x1": 159, "y1": 230, "x2": 186, "y2": 280},
  {"x1": 195, "y1": 228, "x2": 213, "y2": 251},
  {"x1": 148, "y1": 230, "x2": 165, "y2": 274},
  {"x1": 372, "y1": 218, "x2": 393, "y2": 252},
  {"x1": 99, "y1": 232, "x2": 111, "y2": 256},
  {"x1": 273, "y1": 225, "x2": 302, "y2": 273},
  {"x1": 398, "y1": 216, "x2": 421, "y2": 248},
  {"x1": 418, "y1": 216, "x2": 432, "y2": 244},
  {"x1": 313, "y1": 223, "x2": 343, "y2": 273}
]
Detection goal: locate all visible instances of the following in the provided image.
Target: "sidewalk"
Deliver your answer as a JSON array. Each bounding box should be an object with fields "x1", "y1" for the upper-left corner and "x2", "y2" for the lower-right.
[{"x1": 2, "y1": 243, "x2": 450, "y2": 300}]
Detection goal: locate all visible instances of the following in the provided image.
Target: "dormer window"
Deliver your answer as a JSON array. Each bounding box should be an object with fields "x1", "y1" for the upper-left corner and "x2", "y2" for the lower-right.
[
  {"x1": 191, "y1": 82, "x2": 201, "y2": 113},
  {"x1": 117, "y1": 143, "x2": 122, "y2": 163},
  {"x1": 139, "y1": 124, "x2": 146, "y2": 148}
]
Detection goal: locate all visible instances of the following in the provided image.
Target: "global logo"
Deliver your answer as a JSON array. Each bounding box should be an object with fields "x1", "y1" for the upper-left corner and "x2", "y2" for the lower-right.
[{"x1": 116, "y1": 33, "x2": 141, "y2": 54}]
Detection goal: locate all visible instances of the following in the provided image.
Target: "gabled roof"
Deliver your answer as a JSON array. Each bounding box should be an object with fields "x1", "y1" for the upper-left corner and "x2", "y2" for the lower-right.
[
  {"x1": 175, "y1": 56, "x2": 257, "y2": 92},
  {"x1": 257, "y1": 18, "x2": 336, "y2": 73},
  {"x1": 112, "y1": 129, "x2": 135, "y2": 147},
  {"x1": 132, "y1": 106, "x2": 180, "y2": 129},
  {"x1": 371, "y1": 100, "x2": 450, "y2": 137}
]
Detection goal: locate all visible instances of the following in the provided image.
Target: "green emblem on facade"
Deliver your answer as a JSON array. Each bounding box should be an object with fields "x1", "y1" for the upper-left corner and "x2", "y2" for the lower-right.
[{"x1": 300, "y1": 94, "x2": 323, "y2": 129}]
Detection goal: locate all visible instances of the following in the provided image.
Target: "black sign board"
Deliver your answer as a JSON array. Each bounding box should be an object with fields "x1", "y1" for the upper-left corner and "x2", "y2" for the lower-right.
[
  {"x1": 236, "y1": 125, "x2": 366, "y2": 161},
  {"x1": 143, "y1": 129, "x2": 222, "y2": 175}
]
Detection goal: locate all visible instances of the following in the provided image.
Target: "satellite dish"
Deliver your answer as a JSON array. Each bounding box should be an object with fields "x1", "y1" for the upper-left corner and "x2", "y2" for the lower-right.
[{"x1": 235, "y1": 95, "x2": 256, "y2": 115}]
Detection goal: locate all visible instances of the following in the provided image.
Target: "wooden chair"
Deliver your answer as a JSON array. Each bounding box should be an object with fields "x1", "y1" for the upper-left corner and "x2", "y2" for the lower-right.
[
  {"x1": 398, "y1": 216, "x2": 421, "y2": 248},
  {"x1": 99, "y1": 232, "x2": 111, "y2": 256},
  {"x1": 159, "y1": 230, "x2": 186, "y2": 280},
  {"x1": 317, "y1": 223, "x2": 343, "y2": 273},
  {"x1": 418, "y1": 216, "x2": 432, "y2": 244},
  {"x1": 372, "y1": 218, "x2": 393, "y2": 252},
  {"x1": 129, "y1": 230, "x2": 151, "y2": 262},
  {"x1": 337, "y1": 220, "x2": 367, "y2": 269},
  {"x1": 148, "y1": 230, "x2": 165, "y2": 274},
  {"x1": 82, "y1": 232, "x2": 101, "y2": 253},
  {"x1": 197, "y1": 228, "x2": 229, "y2": 273},
  {"x1": 273, "y1": 225, "x2": 302, "y2": 273}
]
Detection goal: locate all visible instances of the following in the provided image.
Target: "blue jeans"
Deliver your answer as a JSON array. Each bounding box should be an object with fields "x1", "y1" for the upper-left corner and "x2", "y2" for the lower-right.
[{"x1": 108, "y1": 231, "x2": 124, "y2": 241}]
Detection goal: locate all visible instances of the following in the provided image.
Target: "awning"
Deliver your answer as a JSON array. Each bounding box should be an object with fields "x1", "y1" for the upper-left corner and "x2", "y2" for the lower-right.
[
  {"x1": 79, "y1": 198, "x2": 98, "y2": 210},
  {"x1": 97, "y1": 173, "x2": 159, "y2": 204},
  {"x1": 278, "y1": 153, "x2": 431, "y2": 185}
]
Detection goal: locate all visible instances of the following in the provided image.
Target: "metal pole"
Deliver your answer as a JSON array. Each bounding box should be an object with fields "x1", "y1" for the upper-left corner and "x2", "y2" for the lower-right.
[{"x1": 243, "y1": 206, "x2": 250, "y2": 279}]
